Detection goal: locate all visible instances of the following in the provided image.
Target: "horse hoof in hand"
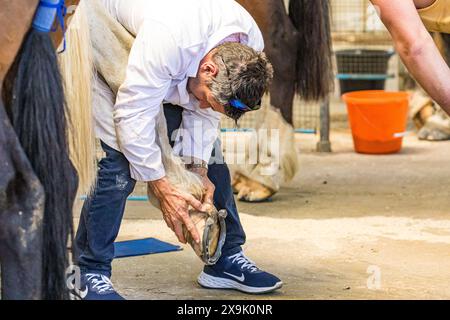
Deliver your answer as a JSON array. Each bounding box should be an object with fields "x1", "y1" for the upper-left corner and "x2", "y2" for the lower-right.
[{"x1": 183, "y1": 207, "x2": 227, "y2": 265}]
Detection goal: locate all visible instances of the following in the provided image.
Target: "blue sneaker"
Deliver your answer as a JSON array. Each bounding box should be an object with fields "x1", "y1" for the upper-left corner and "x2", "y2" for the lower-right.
[
  {"x1": 73, "y1": 273, "x2": 125, "y2": 300},
  {"x1": 198, "y1": 251, "x2": 283, "y2": 294}
]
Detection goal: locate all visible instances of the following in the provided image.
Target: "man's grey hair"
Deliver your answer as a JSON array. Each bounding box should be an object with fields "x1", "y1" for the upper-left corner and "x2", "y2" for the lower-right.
[{"x1": 209, "y1": 42, "x2": 274, "y2": 121}]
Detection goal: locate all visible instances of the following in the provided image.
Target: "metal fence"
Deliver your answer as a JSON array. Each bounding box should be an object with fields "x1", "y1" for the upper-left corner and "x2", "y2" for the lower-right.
[
  {"x1": 220, "y1": 96, "x2": 319, "y2": 134},
  {"x1": 331, "y1": 0, "x2": 390, "y2": 45},
  {"x1": 330, "y1": 0, "x2": 399, "y2": 96}
]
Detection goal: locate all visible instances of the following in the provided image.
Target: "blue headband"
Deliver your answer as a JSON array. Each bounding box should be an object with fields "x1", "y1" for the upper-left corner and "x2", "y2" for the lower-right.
[
  {"x1": 229, "y1": 99, "x2": 250, "y2": 111},
  {"x1": 229, "y1": 98, "x2": 261, "y2": 112}
]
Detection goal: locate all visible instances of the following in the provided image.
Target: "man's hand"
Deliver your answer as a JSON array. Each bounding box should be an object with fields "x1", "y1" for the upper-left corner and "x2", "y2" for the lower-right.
[{"x1": 148, "y1": 177, "x2": 202, "y2": 244}]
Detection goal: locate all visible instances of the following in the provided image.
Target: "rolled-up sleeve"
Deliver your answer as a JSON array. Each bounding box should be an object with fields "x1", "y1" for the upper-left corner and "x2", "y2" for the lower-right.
[
  {"x1": 175, "y1": 108, "x2": 221, "y2": 164},
  {"x1": 114, "y1": 21, "x2": 181, "y2": 181}
]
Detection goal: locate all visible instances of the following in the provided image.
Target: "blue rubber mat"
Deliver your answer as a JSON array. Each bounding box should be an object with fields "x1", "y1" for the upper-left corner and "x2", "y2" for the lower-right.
[{"x1": 114, "y1": 238, "x2": 182, "y2": 259}]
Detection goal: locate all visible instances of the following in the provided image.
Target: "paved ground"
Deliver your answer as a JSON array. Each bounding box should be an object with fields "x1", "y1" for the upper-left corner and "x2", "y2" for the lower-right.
[{"x1": 74, "y1": 128, "x2": 450, "y2": 300}]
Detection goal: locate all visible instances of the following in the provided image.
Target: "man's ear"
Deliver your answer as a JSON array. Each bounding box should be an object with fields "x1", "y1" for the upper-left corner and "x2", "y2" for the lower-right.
[{"x1": 201, "y1": 60, "x2": 219, "y2": 77}]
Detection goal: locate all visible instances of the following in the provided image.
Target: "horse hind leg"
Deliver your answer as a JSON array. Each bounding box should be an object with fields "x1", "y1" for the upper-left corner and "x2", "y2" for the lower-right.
[
  {"x1": 0, "y1": 98, "x2": 45, "y2": 300},
  {"x1": 264, "y1": 0, "x2": 299, "y2": 124}
]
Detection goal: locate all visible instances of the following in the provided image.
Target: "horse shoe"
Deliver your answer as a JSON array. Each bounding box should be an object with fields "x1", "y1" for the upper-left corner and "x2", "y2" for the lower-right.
[{"x1": 184, "y1": 207, "x2": 227, "y2": 265}]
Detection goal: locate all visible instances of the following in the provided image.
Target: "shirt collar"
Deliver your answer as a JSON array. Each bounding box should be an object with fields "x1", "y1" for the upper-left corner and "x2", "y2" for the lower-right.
[{"x1": 186, "y1": 26, "x2": 250, "y2": 78}]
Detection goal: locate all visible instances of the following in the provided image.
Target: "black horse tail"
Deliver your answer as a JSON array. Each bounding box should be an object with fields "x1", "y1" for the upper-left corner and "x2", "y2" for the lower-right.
[
  {"x1": 3, "y1": 29, "x2": 78, "y2": 300},
  {"x1": 288, "y1": 0, "x2": 334, "y2": 101}
]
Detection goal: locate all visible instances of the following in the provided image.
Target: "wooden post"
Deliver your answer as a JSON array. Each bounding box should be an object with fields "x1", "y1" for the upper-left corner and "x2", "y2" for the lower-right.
[{"x1": 317, "y1": 98, "x2": 332, "y2": 152}]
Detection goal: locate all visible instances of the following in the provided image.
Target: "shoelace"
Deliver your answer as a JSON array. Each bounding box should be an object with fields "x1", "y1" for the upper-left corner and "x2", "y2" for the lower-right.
[
  {"x1": 228, "y1": 252, "x2": 259, "y2": 273},
  {"x1": 85, "y1": 274, "x2": 115, "y2": 294}
]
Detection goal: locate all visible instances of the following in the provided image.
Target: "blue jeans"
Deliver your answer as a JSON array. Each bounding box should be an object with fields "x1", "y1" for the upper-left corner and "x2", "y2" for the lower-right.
[{"x1": 74, "y1": 104, "x2": 246, "y2": 277}]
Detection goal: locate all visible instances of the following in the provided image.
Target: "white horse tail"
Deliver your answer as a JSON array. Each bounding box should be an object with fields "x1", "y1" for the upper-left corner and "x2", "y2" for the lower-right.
[{"x1": 59, "y1": 0, "x2": 97, "y2": 195}]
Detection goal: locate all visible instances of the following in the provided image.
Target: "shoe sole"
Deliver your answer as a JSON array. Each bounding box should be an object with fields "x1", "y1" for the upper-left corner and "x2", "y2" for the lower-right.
[{"x1": 197, "y1": 272, "x2": 283, "y2": 294}]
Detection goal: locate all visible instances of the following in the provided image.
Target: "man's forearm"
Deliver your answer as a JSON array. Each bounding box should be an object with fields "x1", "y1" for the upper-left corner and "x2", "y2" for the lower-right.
[
  {"x1": 399, "y1": 37, "x2": 450, "y2": 114},
  {"x1": 371, "y1": 0, "x2": 450, "y2": 115}
]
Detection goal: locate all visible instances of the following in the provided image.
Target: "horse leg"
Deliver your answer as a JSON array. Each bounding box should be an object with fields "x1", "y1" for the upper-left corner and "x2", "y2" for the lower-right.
[
  {"x1": 268, "y1": 58, "x2": 297, "y2": 124},
  {"x1": 232, "y1": 0, "x2": 298, "y2": 123},
  {"x1": 0, "y1": 95, "x2": 45, "y2": 300},
  {"x1": 266, "y1": 25, "x2": 298, "y2": 124}
]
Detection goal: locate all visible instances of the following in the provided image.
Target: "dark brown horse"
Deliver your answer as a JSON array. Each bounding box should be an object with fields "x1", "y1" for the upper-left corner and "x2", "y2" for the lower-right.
[
  {"x1": 237, "y1": 0, "x2": 333, "y2": 124},
  {"x1": 0, "y1": 0, "x2": 80, "y2": 300}
]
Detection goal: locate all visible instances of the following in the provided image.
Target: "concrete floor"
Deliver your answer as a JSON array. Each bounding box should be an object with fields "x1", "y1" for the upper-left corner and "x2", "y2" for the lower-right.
[{"x1": 73, "y1": 129, "x2": 450, "y2": 300}]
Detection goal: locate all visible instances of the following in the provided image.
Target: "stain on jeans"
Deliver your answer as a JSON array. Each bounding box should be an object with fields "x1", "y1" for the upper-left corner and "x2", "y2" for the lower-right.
[{"x1": 115, "y1": 174, "x2": 129, "y2": 191}]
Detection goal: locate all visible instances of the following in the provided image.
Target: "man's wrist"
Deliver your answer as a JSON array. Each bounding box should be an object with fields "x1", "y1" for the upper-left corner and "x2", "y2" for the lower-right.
[
  {"x1": 185, "y1": 162, "x2": 208, "y2": 170},
  {"x1": 187, "y1": 165, "x2": 208, "y2": 177},
  {"x1": 148, "y1": 177, "x2": 170, "y2": 196},
  {"x1": 184, "y1": 157, "x2": 208, "y2": 171}
]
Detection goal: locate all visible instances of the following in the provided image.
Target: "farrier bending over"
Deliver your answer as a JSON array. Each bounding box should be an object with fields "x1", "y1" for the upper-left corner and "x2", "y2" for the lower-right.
[{"x1": 73, "y1": 0, "x2": 282, "y2": 300}]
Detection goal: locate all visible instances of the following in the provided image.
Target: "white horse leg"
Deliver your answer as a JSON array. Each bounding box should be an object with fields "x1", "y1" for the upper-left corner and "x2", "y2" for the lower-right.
[{"x1": 224, "y1": 97, "x2": 300, "y2": 202}]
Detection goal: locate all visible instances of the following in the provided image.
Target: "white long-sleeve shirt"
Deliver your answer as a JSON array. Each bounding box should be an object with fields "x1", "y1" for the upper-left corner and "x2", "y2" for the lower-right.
[{"x1": 95, "y1": 0, "x2": 264, "y2": 181}]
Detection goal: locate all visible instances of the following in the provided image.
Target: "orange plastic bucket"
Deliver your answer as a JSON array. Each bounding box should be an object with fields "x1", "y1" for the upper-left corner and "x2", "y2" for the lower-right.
[{"x1": 342, "y1": 90, "x2": 409, "y2": 154}]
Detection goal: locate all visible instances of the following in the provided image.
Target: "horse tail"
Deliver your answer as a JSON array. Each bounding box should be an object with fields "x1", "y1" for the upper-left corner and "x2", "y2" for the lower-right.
[
  {"x1": 59, "y1": 0, "x2": 97, "y2": 196},
  {"x1": 2, "y1": 29, "x2": 78, "y2": 299},
  {"x1": 288, "y1": 0, "x2": 334, "y2": 101}
]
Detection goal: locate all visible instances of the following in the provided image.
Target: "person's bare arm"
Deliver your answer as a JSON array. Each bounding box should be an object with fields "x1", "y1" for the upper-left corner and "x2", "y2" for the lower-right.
[{"x1": 371, "y1": 0, "x2": 450, "y2": 114}]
